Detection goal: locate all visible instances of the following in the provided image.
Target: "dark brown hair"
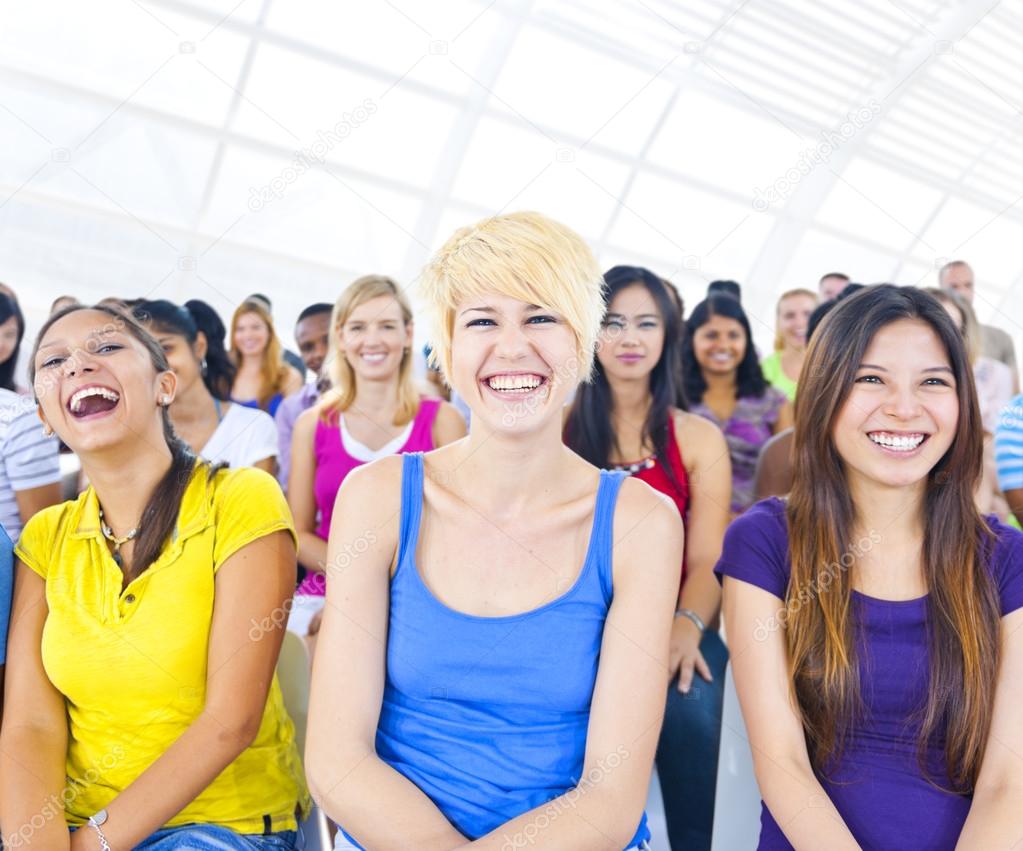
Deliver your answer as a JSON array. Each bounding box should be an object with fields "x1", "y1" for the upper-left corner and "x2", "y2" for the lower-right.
[
  {"x1": 29, "y1": 304, "x2": 219, "y2": 578},
  {"x1": 787, "y1": 284, "x2": 998, "y2": 792}
]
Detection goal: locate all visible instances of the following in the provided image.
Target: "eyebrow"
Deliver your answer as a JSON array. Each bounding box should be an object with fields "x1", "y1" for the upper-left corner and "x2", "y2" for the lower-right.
[
  {"x1": 37, "y1": 331, "x2": 129, "y2": 352},
  {"x1": 858, "y1": 363, "x2": 954, "y2": 374},
  {"x1": 458, "y1": 304, "x2": 545, "y2": 317}
]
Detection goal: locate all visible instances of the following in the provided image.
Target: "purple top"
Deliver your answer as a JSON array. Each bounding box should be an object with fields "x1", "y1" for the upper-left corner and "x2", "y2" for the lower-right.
[
  {"x1": 715, "y1": 498, "x2": 1023, "y2": 850},
  {"x1": 691, "y1": 387, "x2": 786, "y2": 514},
  {"x1": 274, "y1": 382, "x2": 321, "y2": 492}
]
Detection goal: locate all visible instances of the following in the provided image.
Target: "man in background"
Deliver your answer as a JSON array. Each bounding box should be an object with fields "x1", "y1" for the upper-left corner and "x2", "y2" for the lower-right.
[
  {"x1": 818, "y1": 271, "x2": 850, "y2": 301},
  {"x1": 274, "y1": 302, "x2": 332, "y2": 492},
  {"x1": 939, "y1": 260, "x2": 1019, "y2": 392}
]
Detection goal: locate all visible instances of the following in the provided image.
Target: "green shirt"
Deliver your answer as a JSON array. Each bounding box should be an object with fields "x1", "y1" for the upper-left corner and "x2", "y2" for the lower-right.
[{"x1": 760, "y1": 351, "x2": 798, "y2": 401}]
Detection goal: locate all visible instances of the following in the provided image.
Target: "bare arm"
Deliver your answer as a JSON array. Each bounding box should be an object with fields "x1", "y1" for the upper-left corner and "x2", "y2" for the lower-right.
[
  {"x1": 672, "y1": 412, "x2": 731, "y2": 691},
  {"x1": 306, "y1": 458, "x2": 468, "y2": 850},
  {"x1": 955, "y1": 607, "x2": 1023, "y2": 848},
  {"x1": 1005, "y1": 488, "x2": 1023, "y2": 528},
  {"x1": 14, "y1": 483, "x2": 63, "y2": 526},
  {"x1": 773, "y1": 399, "x2": 794, "y2": 434},
  {"x1": 281, "y1": 366, "x2": 304, "y2": 397},
  {"x1": 754, "y1": 428, "x2": 794, "y2": 502},
  {"x1": 288, "y1": 407, "x2": 328, "y2": 574},
  {"x1": 252, "y1": 456, "x2": 276, "y2": 475},
  {"x1": 66, "y1": 529, "x2": 297, "y2": 850},
  {"x1": 431, "y1": 402, "x2": 467, "y2": 447},
  {"x1": 723, "y1": 576, "x2": 859, "y2": 849},
  {"x1": 465, "y1": 479, "x2": 683, "y2": 850},
  {"x1": 0, "y1": 564, "x2": 71, "y2": 850}
]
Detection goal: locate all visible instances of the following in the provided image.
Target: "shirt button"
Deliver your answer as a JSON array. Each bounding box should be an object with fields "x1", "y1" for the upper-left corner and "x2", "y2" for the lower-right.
[{"x1": 125, "y1": 594, "x2": 136, "y2": 603}]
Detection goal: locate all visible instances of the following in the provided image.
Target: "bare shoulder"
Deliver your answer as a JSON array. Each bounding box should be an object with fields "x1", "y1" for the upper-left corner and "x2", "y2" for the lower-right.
[
  {"x1": 293, "y1": 404, "x2": 319, "y2": 434},
  {"x1": 614, "y1": 475, "x2": 684, "y2": 542},
  {"x1": 340, "y1": 453, "x2": 405, "y2": 499},
  {"x1": 672, "y1": 408, "x2": 728, "y2": 463}
]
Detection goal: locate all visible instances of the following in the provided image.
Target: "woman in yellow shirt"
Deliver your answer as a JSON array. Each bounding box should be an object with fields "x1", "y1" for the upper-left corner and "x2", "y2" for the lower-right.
[{"x1": 0, "y1": 305, "x2": 307, "y2": 850}]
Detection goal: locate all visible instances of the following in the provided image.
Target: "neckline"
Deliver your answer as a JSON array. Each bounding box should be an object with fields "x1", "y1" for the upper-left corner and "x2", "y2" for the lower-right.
[
  {"x1": 340, "y1": 416, "x2": 414, "y2": 461},
  {"x1": 406, "y1": 469, "x2": 610, "y2": 623},
  {"x1": 852, "y1": 588, "x2": 928, "y2": 606}
]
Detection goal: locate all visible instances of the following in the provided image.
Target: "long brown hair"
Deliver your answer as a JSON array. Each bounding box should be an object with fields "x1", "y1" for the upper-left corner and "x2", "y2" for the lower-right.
[
  {"x1": 229, "y1": 299, "x2": 289, "y2": 408},
  {"x1": 787, "y1": 284, "x2": 998, "y2": 792},
  {"x1": 29, "y1": 304, "x2": 217, "y2": 579}
]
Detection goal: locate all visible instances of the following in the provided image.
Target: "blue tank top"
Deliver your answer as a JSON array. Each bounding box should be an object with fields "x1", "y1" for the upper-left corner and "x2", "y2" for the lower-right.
[{"x1": 340, "y1": 452, "x2": 649, "y2": 848}]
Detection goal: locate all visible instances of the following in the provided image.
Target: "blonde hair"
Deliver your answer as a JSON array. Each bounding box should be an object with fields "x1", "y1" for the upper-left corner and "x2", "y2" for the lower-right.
[
  {"x1": 229, "y1": 300, "x2": 289, "y2": 407},
  {"x1": 419, "y1": 211, "x2": 604, "y2": 384},
  {"x1": 320, "y1": 275, "x2": 419, "y2": 425},
  {"x1": 924, "y1": 287, "x2": 981, "y2": 364},
  {"x1": 774, "y1": 288, "x2": 819, "y2": 351}
]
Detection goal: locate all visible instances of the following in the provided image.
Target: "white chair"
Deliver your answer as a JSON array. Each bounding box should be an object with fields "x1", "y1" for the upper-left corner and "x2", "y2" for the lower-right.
[
  {"x1": 277, "y1": 630, "x2": 333, "y2": 851},
  {"x1": 710, "y1": 663, "x2": 762, "y2": 851}
]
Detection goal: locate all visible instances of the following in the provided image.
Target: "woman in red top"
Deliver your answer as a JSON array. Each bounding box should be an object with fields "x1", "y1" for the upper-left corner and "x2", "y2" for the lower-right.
[{"x1": 564, "y1": 265, "x2": 731, "y2": 851}]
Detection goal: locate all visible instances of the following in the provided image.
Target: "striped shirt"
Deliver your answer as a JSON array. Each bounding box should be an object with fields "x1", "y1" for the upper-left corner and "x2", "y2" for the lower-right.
[
  {"x1": 995, "y1": 393, "x2": 1023, "y2": 493},
  {"x1": 0, "y1": 388, "x2": 61, "y2": 540}
]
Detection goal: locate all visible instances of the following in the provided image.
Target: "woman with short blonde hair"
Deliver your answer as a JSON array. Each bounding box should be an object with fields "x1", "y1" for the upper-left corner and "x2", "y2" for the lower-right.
[{"x1": 308, "y1": 212, "x2": 682, "y2": 850}]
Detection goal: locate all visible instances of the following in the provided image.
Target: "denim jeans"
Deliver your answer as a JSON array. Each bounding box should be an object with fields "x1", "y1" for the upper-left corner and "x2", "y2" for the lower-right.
[
  {"x1": 89, "y1": 824, "x2": 298, "y2": 850},
  {"x1": 654, "y1": 630, "x2": 729, "y2": 851}
]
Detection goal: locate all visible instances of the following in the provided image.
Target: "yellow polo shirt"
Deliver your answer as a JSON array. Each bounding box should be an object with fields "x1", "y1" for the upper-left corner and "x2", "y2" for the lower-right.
[{"x1": 15, "y1": 461, "x2": 309, "y2": 833}]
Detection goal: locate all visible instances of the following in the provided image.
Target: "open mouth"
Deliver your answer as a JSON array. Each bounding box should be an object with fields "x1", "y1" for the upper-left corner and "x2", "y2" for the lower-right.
[
  {"x1": 867, "y1": 431, "x2": 928, "y2": 453},
  {"x1": 360, "y1": 352, "x2": 387, "y2": 363},
  {"x1": 67, "y1": 385, "x2": 120, "y2": 419},
  {"x1": 483, "y1": 372, "x2": 548, "y2": 395}
]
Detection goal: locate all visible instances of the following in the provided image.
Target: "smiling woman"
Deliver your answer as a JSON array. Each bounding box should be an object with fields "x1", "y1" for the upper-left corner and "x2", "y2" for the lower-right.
[
  {"x1": 0, "y1": 305, "x2": 308, "y2": 850},
  {"x1": 307, "y1": 212, "x2": 683, "y2": 851},
  {"x1": 717, "y1": 285, "x2": 1023, "y2": 851}
]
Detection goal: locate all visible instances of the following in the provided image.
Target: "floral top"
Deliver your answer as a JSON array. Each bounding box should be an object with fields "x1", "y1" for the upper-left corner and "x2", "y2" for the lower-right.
[{"x1": 692, "y1": 386, "x2": 787, "y2": 514}]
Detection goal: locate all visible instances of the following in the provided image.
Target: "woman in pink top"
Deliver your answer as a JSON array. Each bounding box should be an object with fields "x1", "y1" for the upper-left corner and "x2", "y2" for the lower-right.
[{"x1": 288, "y1": 275, "x2": 466, "y2": 634}]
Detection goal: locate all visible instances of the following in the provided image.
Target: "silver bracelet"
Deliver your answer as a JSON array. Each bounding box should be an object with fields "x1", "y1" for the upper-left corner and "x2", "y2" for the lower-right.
[
  {"x1": 87, "y1": 809, "x2": 112, "y2": 851},
  {"x1": 675, "y1": 607, "x2": 706, "y2": 634}
]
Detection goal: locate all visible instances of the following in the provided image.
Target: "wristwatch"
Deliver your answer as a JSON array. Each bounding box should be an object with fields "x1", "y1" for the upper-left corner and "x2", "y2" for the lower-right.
[
  {"x1": 675, "y1": 607, "x2": 706, "y2": 634},
  {"x1": 87, "y1": 809, "x2": 112, "y2": 851}
]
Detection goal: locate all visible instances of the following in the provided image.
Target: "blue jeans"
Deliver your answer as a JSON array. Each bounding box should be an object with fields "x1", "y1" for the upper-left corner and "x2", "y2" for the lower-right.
[
  {"x1": 654, "y1": 630, "x2": 728, "y2": 851},
  {"x1": 84, "y1": 824, "x2": 297, "y2": 850}
]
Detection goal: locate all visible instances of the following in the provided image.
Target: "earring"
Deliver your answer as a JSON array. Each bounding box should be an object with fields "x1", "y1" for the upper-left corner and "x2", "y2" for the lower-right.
[
  {"x1": 42, "y1": 424, "x2": 54, "y2": 437},
  {"x1": 200, "y1": 357, "x2": 208, "y2": 374},
  {"x1": 161, "y1": 395, "x2": 171, "y2": 406}
]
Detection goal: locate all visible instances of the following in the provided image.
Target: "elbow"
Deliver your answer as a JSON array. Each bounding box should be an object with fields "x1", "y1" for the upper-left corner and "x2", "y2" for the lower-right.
[{"x1": 305, "y1": 738, "x2": 373, "y2": 820}]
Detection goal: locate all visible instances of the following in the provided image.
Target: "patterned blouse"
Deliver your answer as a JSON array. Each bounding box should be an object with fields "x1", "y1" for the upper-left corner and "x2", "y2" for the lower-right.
[{"x1": 691, "y1": 386, "x2": 787, "y2": 514}]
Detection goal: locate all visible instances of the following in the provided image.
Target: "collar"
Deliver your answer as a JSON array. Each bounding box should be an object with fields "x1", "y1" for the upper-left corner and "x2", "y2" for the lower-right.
[{"x1": 70, "y1": 459, "x2": 215, "y2": 544}]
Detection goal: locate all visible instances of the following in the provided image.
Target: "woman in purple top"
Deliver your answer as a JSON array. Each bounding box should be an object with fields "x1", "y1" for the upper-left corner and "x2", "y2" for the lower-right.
[
  {"x1": 683, "y1": 295, "x2": 792, "y2": 516},
  {"x1": 716, "y1": 284, "x2": 1023, "y2": 850}
]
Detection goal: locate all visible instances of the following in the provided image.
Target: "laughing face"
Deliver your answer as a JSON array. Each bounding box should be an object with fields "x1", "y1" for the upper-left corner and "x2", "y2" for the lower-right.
[
  {"x1": 450, "y1": 293, "x2": 578, "y2": 434},
  {"x1": 832, "y1": 318, "x2": 959, "y2": 492},
  {"x1": 33, "y1": 309, "x2": 175, "y2": 454}
]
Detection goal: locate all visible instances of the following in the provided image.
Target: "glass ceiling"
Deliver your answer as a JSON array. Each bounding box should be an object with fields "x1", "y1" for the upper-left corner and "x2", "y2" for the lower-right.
[{"x1": 2, "y1": 0, "x2": 1022, "y2": 353}]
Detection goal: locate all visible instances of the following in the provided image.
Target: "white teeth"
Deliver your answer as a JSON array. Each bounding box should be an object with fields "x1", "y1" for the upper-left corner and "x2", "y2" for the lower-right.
[
  {"x1": 868, "y1": 432, "x2": 925, "y2": 452},
  {"x1": 361, "y1": 352, "x2": 386, "y2": 362},
  {"x1": 69, "y1": 386, "x2": 119, "y2": 414},
  {"x1": 487, "y1": 374, "x2": 543, "y2": 392}
]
